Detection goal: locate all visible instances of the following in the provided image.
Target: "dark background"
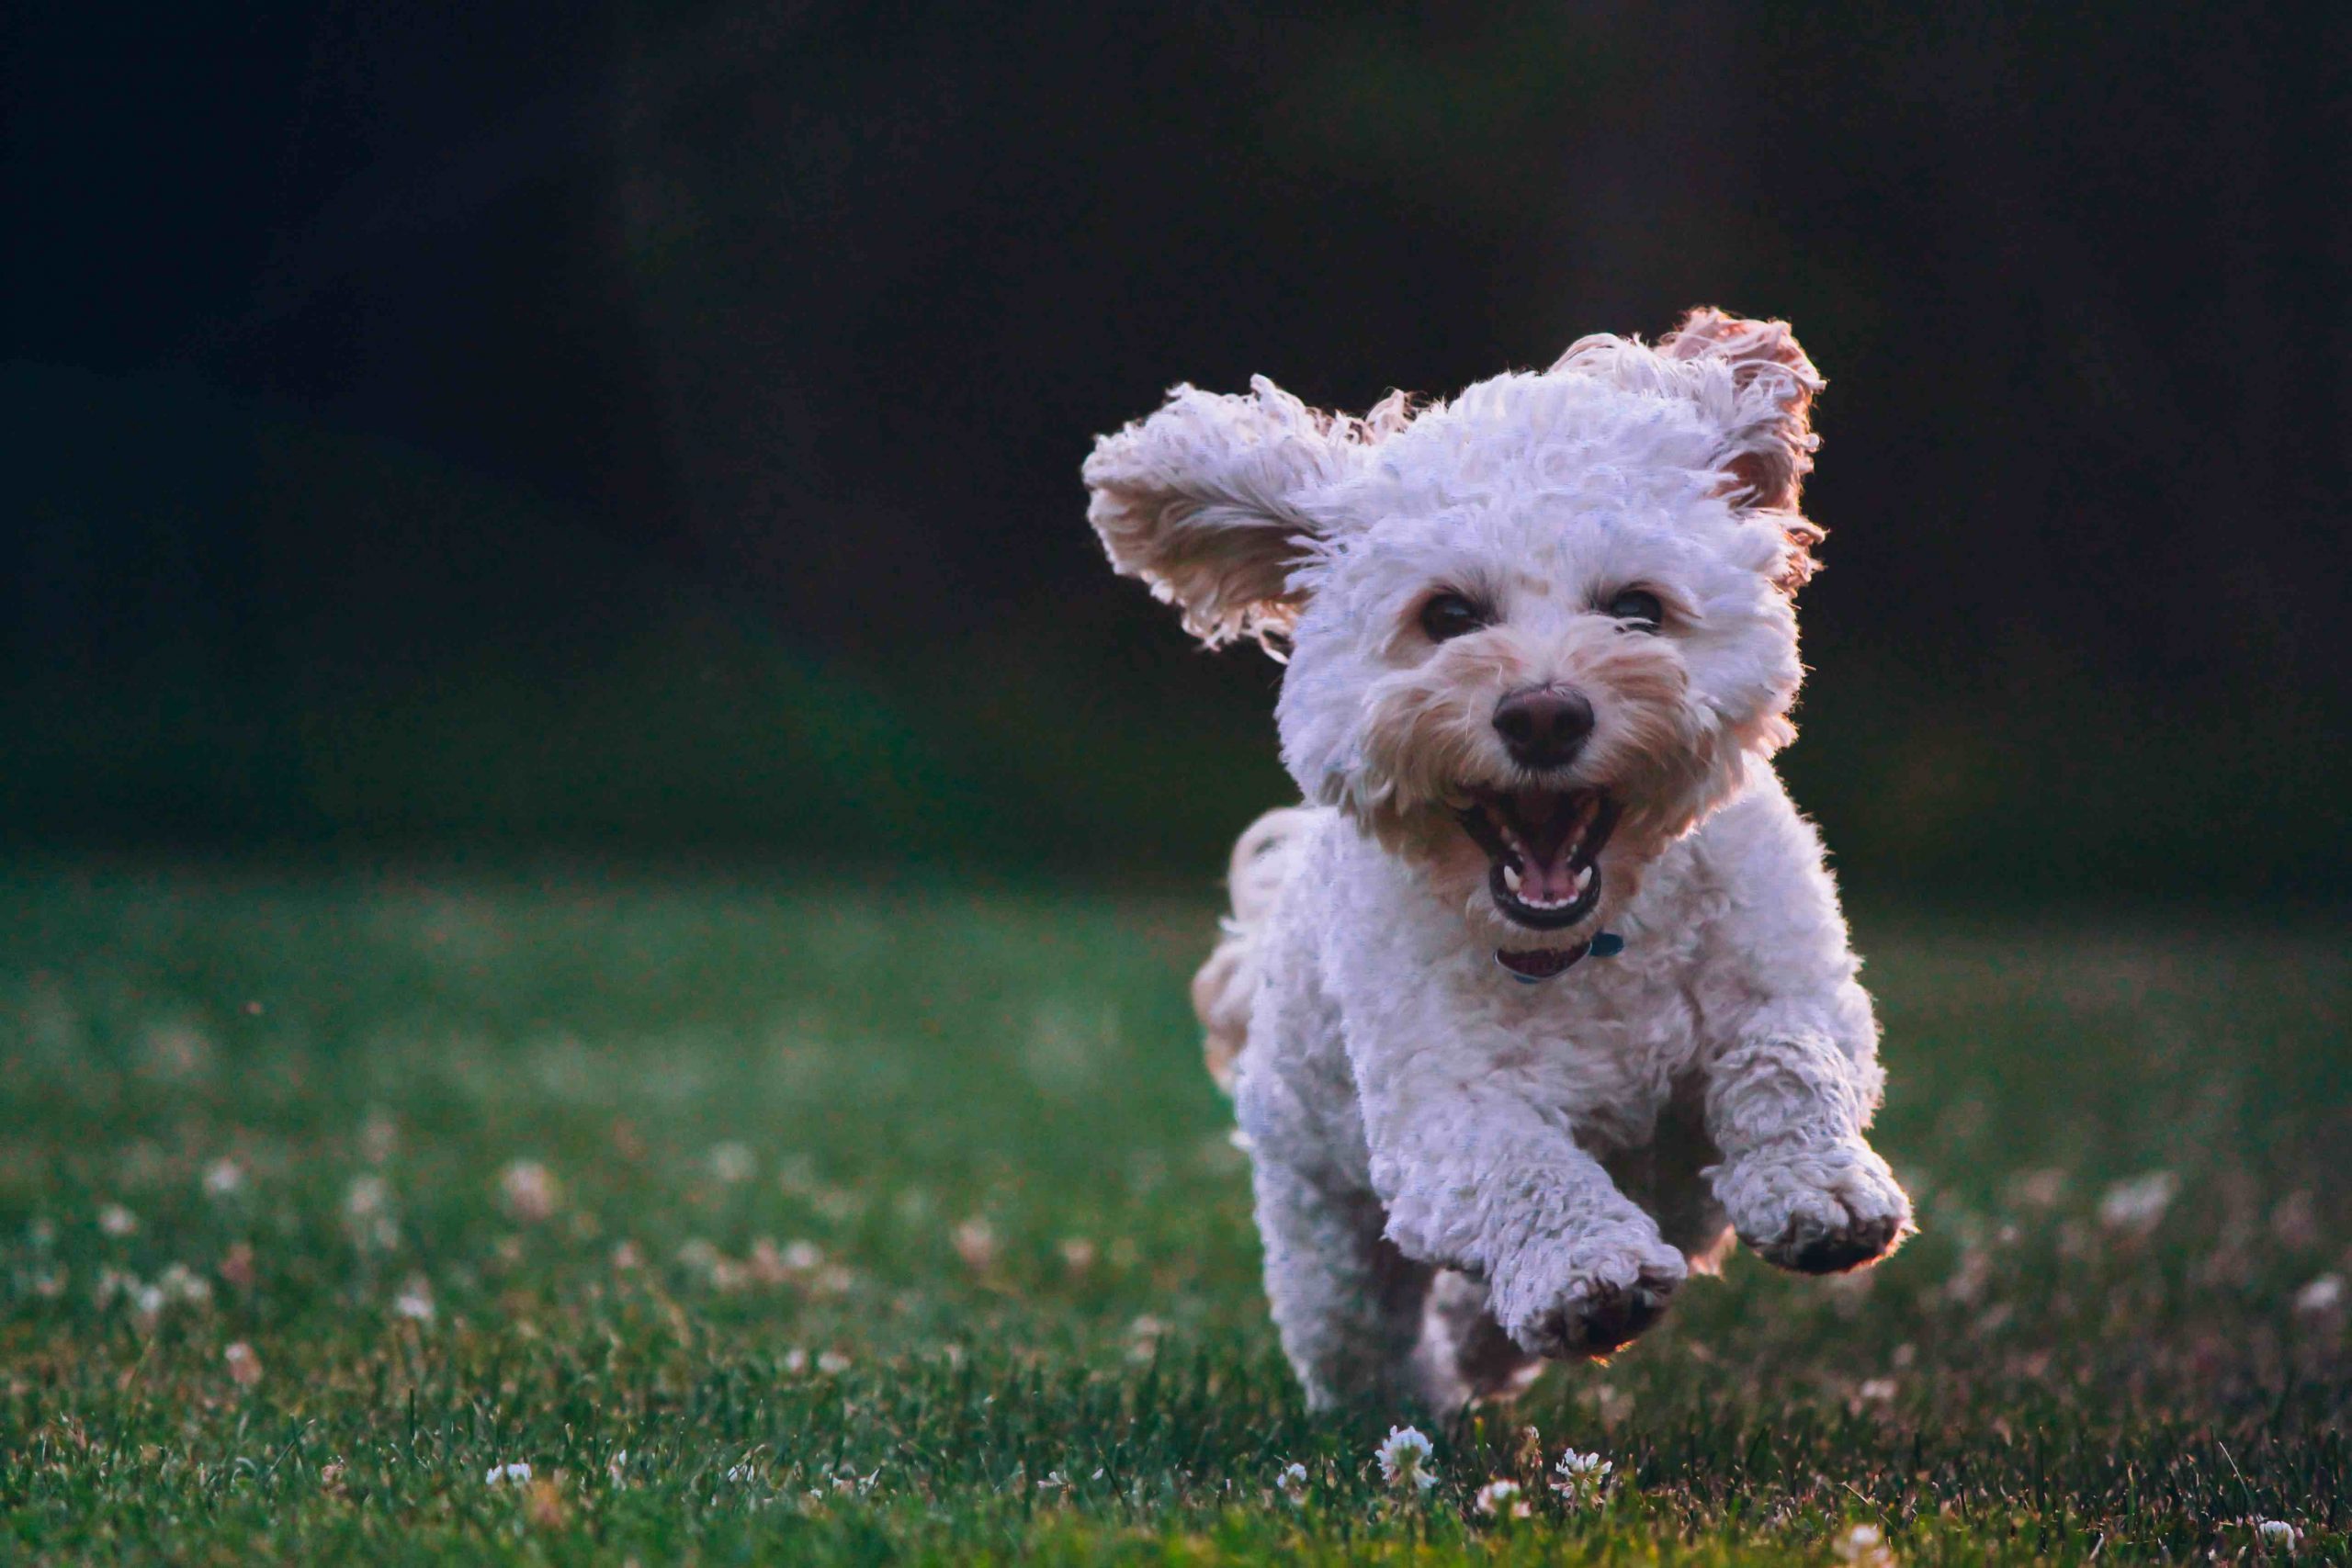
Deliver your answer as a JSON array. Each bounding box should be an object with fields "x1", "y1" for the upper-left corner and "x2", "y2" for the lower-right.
[{"x1": 6, "y1": 2, "x2": 2347, "y2": 901}]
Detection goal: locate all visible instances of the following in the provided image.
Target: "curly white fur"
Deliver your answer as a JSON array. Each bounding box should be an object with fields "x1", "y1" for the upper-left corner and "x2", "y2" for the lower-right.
[{"x1": 1084, "y1": 309, "x2": 1912, "y2": 1413}]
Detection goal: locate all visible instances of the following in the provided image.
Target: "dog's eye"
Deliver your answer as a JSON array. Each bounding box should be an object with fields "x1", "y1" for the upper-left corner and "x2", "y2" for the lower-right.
[
  {"x1": 1604, "y1": 588, "x2": 1665, "y2": 630},
  {"x1": 1418, "y1": 592, "x2": 1488, "y2": 643}
]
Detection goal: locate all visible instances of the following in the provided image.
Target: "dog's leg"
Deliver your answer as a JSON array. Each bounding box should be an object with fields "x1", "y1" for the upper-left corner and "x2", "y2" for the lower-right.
[
  {"x1": 1703, "y1": 1031, "x2": 1913, "y2": 1273},
  {"x1": 1352, "y1": 1042, "x2": 1690, "y2": 1361},
  {"x1": 1250, "y1": 1160, "x2": 1431, "y2": 1411},
  {"x1": 1682, "y1": 779, "x2": 1913, "y2": 1274}
]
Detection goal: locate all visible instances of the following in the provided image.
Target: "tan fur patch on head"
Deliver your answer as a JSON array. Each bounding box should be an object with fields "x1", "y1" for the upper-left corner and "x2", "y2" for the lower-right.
[
  {"x1": 1656, "y1": 308, "x2": 1826, "y2": 591},
  {"x1": 1083, "y1": 378, "x2": 1417, "y2": 650}
]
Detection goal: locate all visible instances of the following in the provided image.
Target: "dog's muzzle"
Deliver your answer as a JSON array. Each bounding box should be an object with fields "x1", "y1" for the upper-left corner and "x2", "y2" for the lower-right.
[{"x1": 1454, "y1": 787, "x2": 1621, "y2": 932}]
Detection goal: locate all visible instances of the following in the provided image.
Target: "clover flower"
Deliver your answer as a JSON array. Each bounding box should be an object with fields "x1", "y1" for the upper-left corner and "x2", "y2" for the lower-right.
[
  {"x1": 2293, "y1": 1274, "x2": 2342, "y2": 1319},
  {"x1": 1275, "y1": 1461, "x2": 1308, "y2": 1502},
  {"x1": 1834, "y1": 1522, "x2": 1895, "y2": 1567},
  {"x1": 392, "y1": 1279, "x2": 436, "y2": 1324},
  {"x1": 2097, "y1": 1171, "x2": 2177, "y2": 1237},
  {"x1": 497, "y1": 1159, "x2": 561, "y2": 1224},
  {"x1": 223, "y1": 1341, "x2": 264, "y2": 1387},
  {"x1": 344, "y1": 1177, "x2": 398, "y2": 1250},
  {"x1": 158, "y1": 1262, "x2": 212, "y2": 1306},
  {"x1": 1550, "y1": 1448, "x2": 1612, "y2": 1506},
  {"x1": 2256, "y1": 1520, "x2": 2301, "y2": 1553},
  {"x1": 952, "y1": 1218, "x2": 998, "y2": 1271},
  {"x1": 1475, "y1": 1478, "x2": 1530, "y2": 1518},
  {"x1": 1374, "y1": 1425, "x2": 1438, "y2": 1491}
]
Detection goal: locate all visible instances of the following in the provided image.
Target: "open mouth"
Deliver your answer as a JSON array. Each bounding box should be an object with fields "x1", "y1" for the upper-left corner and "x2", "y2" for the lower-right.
[{"x1": 1453, "y1": 788, "x2": 1621, "y2": 931}]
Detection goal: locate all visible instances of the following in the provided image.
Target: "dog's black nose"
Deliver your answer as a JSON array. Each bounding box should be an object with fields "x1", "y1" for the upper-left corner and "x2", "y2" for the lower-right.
[{"x1": 1493, "y1": 686, "x2": 1594, "y2": 769}]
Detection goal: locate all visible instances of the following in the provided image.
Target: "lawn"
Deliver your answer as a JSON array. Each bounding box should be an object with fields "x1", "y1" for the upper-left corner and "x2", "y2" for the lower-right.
[{"x1": 0, "y1": 865, "x2": 2342, "y2": 1563}]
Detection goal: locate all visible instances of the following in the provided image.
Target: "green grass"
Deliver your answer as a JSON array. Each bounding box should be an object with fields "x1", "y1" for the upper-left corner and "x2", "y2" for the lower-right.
[{"x1": 0, "y1": 866, "x2": 2343, "y2": 1563}]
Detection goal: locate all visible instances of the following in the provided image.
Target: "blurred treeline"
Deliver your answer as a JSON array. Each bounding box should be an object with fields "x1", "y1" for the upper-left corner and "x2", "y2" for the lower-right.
[{"x1": 6, "y1": 4, "x2": 2347, "y2": 901}]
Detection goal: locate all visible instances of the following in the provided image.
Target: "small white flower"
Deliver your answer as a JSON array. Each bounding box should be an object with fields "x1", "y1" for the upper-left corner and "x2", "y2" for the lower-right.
[
  {"x1": 1475, "y1": 1478, "x2": 1530, "y2": 1518},
  {"x1": 708, "y1": 1143, "x2": 756, "y2": 1184},
  {"x1": 497, "y1": 1159, "x2": 561, "y2": 1224},
  {"x1": 2256, "y1": 1519, "x2": 2301, "y2": 1552},
  {"x1": 223, "y1": 1341, "x2": 264, "y2": 1387},
  {"x1": 1550, "y1": 1448, "x2": 1612, "y2": 1506},
  {"x1": 2292, "y1": 1274, "x2": 2342, "y2": 1317},
  {"x1": 1274, "y1": 1461, "x2": 1308, "y2": 1500},
  {"x1": 344, "y1": 1177, "x2": 398, "y2": 1249},
  {"x1": 203, "y1": 1159, "x2": 245, "y2": 1198},
  {"x1": 1833, "y1": 1522, "x2": 1896, "y2": 1567},
  {"x1": 158, "y1": 1262, "x2": 211, "y2": 1306},
  {"x1": 816, "y1": 1349, "x2": 851, "y2": 1374},
  {"x1": 485, "y1": 1461, "x2": 533, "y2": 1486},
  {"x1": 2098, "y1": 1171, "x2": 2178, "y2": 1236},
  {"x1": 344, "y1": 1176, "x2": 390, "y2": 1218},
  {"x1": 952, "y1": 1218, "x2": 998, "y2": 1271},
  {"x1": 98, "y1": 1204, "x2": 139, "y2": 1238},
  {"x1": 1374, "y1": 1425, "x2": 1438, "y2": 1491},
  {"x1": 392, "y1": 1280, "x2": 436, "y2": 1324}
]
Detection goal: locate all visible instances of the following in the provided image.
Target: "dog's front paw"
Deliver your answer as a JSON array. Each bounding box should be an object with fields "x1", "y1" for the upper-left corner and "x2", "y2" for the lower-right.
[
  {"x1": 1716, "y1": 1141, "x2": 1914, "y2": 1274},
  {"x1": 1494, "y1": 1230, "x2": 1688, "y2": 1359}
]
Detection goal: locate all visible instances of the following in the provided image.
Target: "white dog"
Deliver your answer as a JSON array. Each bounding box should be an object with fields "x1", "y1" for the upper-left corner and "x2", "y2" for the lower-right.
[{"x1": 1084, "y1": 309, "x2": 1913, "y2": 1413}]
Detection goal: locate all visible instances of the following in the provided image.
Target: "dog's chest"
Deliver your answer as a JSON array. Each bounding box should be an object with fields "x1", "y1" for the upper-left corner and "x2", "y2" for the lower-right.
[{"x1": 1488, "y1": 951, "x2": 1701, "y2": 1149}]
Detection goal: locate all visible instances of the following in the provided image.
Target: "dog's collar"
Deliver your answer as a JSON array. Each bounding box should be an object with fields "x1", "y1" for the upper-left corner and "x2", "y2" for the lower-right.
[{"x1": 1496, "y1": 931, "x2": 1623, "y2": 984}]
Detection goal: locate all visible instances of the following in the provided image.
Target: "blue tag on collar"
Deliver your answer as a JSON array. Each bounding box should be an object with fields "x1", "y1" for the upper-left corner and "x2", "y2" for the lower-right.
[{"x1": 1589, "y1": 931, "x2": 1624, "y2": 957}]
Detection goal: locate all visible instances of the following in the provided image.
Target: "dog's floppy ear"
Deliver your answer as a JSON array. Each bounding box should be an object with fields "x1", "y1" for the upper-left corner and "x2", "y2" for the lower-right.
[
  {"x1": 1654, "y1": 307, "x2": 1824, "y2": 515},
  {"x1": 1084, "y1": 377, "x2": 1370, "y2": 649}
]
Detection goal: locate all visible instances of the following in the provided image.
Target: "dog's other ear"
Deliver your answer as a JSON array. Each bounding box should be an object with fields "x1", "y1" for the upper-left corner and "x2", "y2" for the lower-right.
[
  {"x1": 1084, "y1": 376, "x2": 1366, "y2": 649},
  {"x1": 1654, "y1": 307, "x2": 1824, "y2": 515}
]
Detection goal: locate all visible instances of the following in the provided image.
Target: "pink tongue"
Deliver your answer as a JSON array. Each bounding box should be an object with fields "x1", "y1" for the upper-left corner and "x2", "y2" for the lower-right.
[{"x1": 1520, "y1": 848, "x2": 1579, "y2": 904}]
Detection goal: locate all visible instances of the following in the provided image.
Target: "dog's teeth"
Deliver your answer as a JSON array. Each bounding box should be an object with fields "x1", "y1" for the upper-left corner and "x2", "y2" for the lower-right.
[{"x1": 1501, "y1": 864, "x2": 1522, "y2": 894}]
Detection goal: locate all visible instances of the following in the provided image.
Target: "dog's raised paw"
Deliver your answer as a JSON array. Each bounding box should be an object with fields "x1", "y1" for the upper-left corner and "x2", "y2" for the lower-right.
[
  {"x1": 1718, "y1": 1143, "x2": 1914, "y2": 1275},
  {"x1": 1553, "y1": 1275, "x2": 1672, "y2": 1355},
  {"x1": 1499, "y1": 1236, "x2": 1688, "y2": 1359},
  {"x1": 1773, "y1": 1211, "x2": 1905, "y2": 1273}
]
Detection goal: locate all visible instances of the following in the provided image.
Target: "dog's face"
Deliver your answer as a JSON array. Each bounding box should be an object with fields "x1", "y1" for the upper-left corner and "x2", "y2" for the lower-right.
[{"x1": 1086, "y1": 310, "x2": 1826, "y2": 958}]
